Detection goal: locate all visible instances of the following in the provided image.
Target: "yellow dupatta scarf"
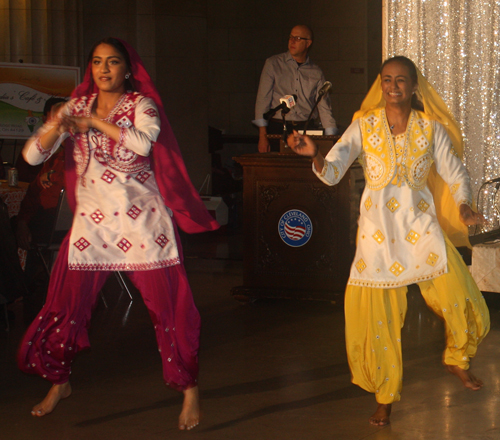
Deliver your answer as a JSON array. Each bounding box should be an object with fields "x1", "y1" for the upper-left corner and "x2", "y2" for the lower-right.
[{"x1": 352, "y1": 69, "x2": 470, "y2": 248}]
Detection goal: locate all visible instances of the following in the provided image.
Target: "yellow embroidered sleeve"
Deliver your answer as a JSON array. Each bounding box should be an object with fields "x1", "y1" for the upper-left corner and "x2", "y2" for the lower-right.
[
  {"x1": 450, "y1": 183, "x2": 460, "y2": 195},
  {"x1": 449, "y1": 144, "x2": 460, "y2": 157},
  {"x1": 313, "y1": 161, "x2": 328, "y2": 178}
]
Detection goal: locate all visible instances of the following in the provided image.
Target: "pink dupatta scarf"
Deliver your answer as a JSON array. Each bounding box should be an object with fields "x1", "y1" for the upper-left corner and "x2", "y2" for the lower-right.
[{"x1": 66, "y1": 39, "x2": 219, "y2": 234}]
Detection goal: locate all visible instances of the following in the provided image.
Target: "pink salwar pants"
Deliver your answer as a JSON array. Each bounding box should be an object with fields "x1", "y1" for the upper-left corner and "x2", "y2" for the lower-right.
[{"x1": 18, "y1": 234, "x2": 200, "y2": 392}]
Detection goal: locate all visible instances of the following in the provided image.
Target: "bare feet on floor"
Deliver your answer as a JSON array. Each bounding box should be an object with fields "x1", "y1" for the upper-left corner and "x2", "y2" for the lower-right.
[
  {"x1": 369, "y1": 403, "x2": 392, "y2": 426},
  {"x1": 446, "y1": 365, "x2": 483, "y2": 390},
  {"x1": 179, "y1": 385, "x2": 200, "y2": 430},
  {"x1": 31, "y1": 382, "x2": 72, "y2": 417}
]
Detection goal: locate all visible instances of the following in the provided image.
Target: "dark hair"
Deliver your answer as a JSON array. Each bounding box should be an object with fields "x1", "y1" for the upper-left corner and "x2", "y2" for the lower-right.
[
  {"x1": 87, "y1": 37, "x2": 134, "y2": 91},
  {"x1": 380, "y1": 56, "x2": 423, "y2": 111},
  {"x1": 43, "y1": 97, "x2": 67, "y2": 117}
]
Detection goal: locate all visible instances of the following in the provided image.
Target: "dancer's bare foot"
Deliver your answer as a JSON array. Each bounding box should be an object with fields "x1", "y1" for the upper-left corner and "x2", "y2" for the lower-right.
[
  {"x1": 31, "y1": 382, "x2": 72, "y2": 417},
  {"x1": 446, "y1": 365, "x2": 483, "y2": 390},
  {"x1": 179, "y1": 385, "x2": 200, "y2": 430},
  {"x1": 369, "y1": 403, "x2": 391, "y2": 426}
]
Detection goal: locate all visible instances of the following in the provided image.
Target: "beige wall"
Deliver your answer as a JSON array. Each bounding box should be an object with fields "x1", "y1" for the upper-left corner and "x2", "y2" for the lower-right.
[{"x1": 1, "y1": 0, "x2": 382, "y2": 189}]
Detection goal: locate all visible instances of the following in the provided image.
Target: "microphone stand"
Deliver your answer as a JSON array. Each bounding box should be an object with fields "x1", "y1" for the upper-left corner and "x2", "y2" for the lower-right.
[
  {"x1": 303, "y1": 95, "x2": 324, "y2": 134},
  {"x1": 281, "y1": 107, "x2": 291, "y2": 145},
  {"x1": 263, "y1": 103, "x2": 287, "y2": 122}
]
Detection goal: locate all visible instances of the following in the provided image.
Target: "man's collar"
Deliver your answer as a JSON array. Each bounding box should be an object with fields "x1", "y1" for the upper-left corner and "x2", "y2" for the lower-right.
[{"x1": 285, "y1": 51, "x2": 310, "y2": 65}]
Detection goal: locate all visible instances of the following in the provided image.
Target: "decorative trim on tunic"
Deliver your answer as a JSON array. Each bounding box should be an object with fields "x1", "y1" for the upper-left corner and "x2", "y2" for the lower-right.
[
  {"x1": 457, "y1": 199, "x2": 472, "y2": 208},
  {"x1": 69, "y1": 257, "x2": 181, "y2": 271},
  {"x1": 35, "y1": 138, "x2": 51, "y2": 157},
  {"x1": 347, "y1": 267, "x2": 447, "y2": 288}
]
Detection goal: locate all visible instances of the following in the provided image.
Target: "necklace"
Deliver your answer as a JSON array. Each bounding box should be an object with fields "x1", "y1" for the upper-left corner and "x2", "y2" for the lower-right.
[{"x1": 390, "y1": 125, "x2": 395, "y2": 130}]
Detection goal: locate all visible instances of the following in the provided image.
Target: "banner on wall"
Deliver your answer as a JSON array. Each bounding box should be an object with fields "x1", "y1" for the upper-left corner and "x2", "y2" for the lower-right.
[{"x1": 0, "y1": 63, "x2": 80, "y2": 139}]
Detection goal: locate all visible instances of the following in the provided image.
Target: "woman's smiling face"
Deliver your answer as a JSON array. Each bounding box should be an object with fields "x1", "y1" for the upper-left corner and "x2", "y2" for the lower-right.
[{"x1": 381, "y1": 61, "x2": 418, "y2": 106}]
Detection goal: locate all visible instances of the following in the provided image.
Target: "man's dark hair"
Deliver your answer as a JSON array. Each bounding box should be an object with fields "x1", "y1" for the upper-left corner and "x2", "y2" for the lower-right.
[{"x1": 43, "y1": 97, "x2": 67, "y2": 117}]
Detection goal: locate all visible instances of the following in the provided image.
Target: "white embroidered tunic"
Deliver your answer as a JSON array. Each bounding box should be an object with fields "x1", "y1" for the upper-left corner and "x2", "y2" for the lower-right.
[
  {"x1": 314, "y1": 109, "x2": 472, "y2": 288},
  {"x1": 24, "y1": 92, "x2": 180, "y2": 271}
]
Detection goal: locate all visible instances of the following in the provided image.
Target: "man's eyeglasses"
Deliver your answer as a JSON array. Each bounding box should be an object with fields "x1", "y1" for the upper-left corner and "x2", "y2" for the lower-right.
[{"x1": 289, "y1": 35, "x2": 310, "y2": 42}]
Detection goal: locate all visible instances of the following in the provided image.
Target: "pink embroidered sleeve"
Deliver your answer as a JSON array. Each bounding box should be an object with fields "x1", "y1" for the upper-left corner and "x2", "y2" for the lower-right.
[
  {"x1": 118, "y1": 97, "x2": 160, "y2": 157},
  {"x1": 35, "y1": 138, "x2": 52, "y2": 157},
  {"x1": 22, "y1": 130, "x2": 68, "y2": 165},
  {"x1": 117, "y1": 127, "x2": 128, "y2": 150}
]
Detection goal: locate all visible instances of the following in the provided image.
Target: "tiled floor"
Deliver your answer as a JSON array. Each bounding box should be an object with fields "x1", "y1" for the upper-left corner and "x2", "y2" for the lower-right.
[{"x1": 2, "y1": 230, "x2": 500, "y2": 440}]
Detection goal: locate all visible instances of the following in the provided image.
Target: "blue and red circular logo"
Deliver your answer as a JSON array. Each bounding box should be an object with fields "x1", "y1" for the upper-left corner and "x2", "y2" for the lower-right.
[{"x1": 278, "y1": 209, "x2": 313, "y2": 247}]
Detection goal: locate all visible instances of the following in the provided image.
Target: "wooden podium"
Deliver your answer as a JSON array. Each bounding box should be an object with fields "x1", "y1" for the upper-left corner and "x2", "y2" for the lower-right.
[
  {"x1": 265, "y1": 133, "x2": 339, "y2": 156},
  {"x1": 232, "y1": 138, "x2": 363, "y2": 302}
]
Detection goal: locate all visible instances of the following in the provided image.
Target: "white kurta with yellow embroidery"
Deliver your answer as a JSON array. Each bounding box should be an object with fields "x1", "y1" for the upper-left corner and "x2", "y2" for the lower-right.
[{"x1": 315, "y1": 109, "x2": 472, "y2": 288}]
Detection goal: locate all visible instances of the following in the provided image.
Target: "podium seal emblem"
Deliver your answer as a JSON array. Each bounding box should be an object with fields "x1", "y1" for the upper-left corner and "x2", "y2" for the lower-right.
[{"x1": 278, "y1": 209, "x2": 313, "y2": 247}]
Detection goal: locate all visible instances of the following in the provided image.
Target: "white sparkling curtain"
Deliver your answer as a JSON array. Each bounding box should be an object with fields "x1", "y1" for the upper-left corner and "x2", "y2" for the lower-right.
[{"x1": 383, "y1": 0, "x2": 500, "y2": 213}]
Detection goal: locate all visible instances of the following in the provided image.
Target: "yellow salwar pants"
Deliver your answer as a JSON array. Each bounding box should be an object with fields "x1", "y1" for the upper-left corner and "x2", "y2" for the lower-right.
[{"x1": 345, "y1": 234, "x2": 490, "y2": 404}]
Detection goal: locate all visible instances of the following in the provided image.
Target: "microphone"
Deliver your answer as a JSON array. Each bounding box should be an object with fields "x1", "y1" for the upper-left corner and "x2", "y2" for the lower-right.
[
  {"x1": 318, "y1": 81, "x2": 332, "y2": 97},
  {"x1": 263, "y1": 95, "x2": 297, "y2": 120},
  {"x1": 279, "y1": 94, "x2": 297, "y2": 109}
]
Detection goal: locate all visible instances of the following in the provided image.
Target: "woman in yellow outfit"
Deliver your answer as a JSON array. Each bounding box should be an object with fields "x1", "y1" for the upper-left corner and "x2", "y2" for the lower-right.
[{"x1": 287, "y1": 56, "x2": 490, "y2": 426}]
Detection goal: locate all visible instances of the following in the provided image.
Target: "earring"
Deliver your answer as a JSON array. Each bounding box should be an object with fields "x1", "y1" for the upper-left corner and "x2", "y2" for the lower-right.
[{"x1": 125, "y1": 73, "x2": 130, "y2": 80}]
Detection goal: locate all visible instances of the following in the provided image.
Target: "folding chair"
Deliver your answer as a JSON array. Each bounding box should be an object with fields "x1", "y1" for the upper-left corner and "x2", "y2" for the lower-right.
[
  {"x1": 469, "y1": 178, "x2": 500, "y2": 246},
  {"x1": 33, "y1": 188, "x2": 73, "y2": 275},
  {"x1": 33, "y1": 188, "x2": 133, "y2": 303}
]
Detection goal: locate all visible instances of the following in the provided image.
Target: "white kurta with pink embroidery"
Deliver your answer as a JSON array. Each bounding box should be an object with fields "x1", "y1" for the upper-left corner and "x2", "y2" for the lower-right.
[{"x1": 24, "y1": 92, "x2": 180, "y2": 271}]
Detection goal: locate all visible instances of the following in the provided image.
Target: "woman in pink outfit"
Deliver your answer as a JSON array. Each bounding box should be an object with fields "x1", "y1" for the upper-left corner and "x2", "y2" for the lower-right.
[{"x1": 18, "y1": 37, "x2": 218, "y2": 430}]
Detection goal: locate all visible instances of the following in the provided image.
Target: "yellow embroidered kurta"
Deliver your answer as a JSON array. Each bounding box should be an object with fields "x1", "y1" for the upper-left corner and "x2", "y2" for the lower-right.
[{"x1": 315, "y1": 108, "x2": 472, "y2": 288}]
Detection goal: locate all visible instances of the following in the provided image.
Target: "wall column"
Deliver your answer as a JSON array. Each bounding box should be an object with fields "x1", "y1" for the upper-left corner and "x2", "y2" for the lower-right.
[{"x1": 9, "y1": 0, "x2": 31, "y2": 63}]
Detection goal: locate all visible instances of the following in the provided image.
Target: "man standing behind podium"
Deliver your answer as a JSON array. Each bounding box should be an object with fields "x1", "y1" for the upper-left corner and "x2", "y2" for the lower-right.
[{"x1": 253, "y1": 25, "x2": 339, "y2": 152}]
